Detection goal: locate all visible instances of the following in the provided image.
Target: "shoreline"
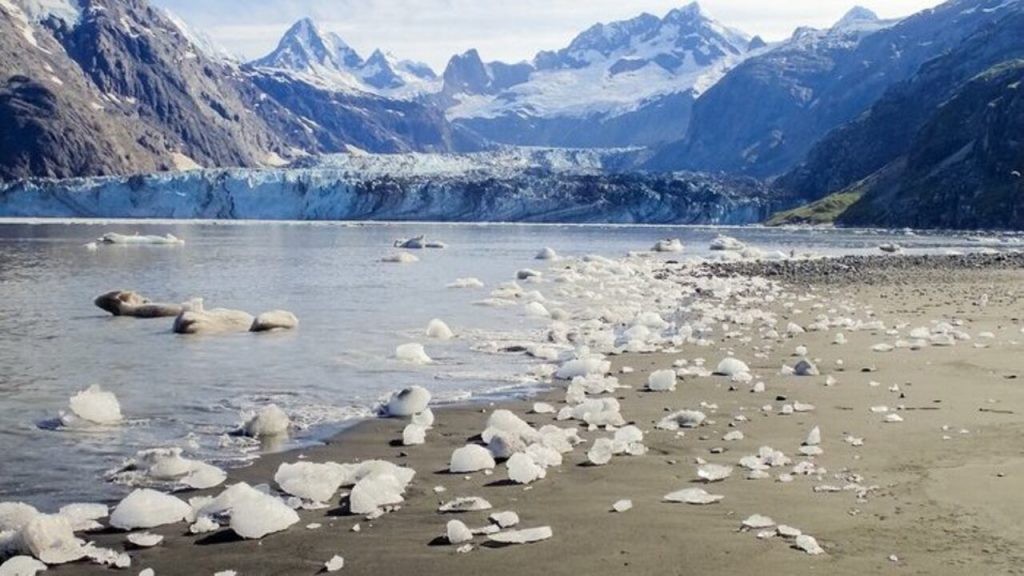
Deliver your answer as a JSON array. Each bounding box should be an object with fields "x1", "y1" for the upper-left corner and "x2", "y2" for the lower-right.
[{"x1": 16, "y1": 252, "x2": 1024, "y2": 575}]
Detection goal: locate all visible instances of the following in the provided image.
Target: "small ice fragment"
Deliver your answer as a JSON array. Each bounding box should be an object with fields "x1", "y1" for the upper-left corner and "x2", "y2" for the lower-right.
[
  {"x1": 126, "y1": 532, "x2": 163, "y2": 548},
  {"x1": 804, "y1": 426, "x2": 821, "y2": 446},
  {"x1": 664, "y1": 488, "x2": 724, "y2": 505},
  {"x1": 387, "y1": 386, "x2": 432, "y2": 417},
  {"x1": 587, "y1": 438, "x2": 614, "y2": 466},
  {"x1": 446, "y1": 520, "x2": 473, "y2": 545},
  {"x1": 242, "y1": 404, "x2": 290, "y2": 438},
  {"x1": 612, "y1": 499, "x2": 633, "y2": 512},
  {"x1": 507, "y1": 453, "x2": 545, "y2": 484},
  {"x1": 426, "y1": 319, "x2": 454, "y2": 340},
  {"x1": 697, "y1": 464, "x2": 733, "y2": 483},
  {"x1": 647, "y1": 369, "x2": 677, "y2": 392},
  {"x1": 449, "y1": 445, "x2": 496, "y2": 473},
  {"x1": 381, "y1": 252, "x2": 418, "y2": 264},
  {"x1": 489, "y1": 511, "x2": 519, "y2": 528},
  {"x1": 795, "y1": 534, "x2": 825, "y2": 555},
  {"x1": 652, "y1": 238, "x2": 684, "y2": 253},
  {"x1": 741, "y1": 514, "x2": 775, "y2": 530},
  {"x1": 793, "y1": 360, "x2": 819, "y2": 376},
  {"x1": 20, "y1": 514, "x2": 86, "y2": 564},
  {"x1": 0, "y1": 556, "x2": 48, "y2": 576},
  {"x1": 402, "y1": 424, "x2": 427, "y2": 446},
  {"x1": 487, "y1": 526, "x2": 553, "y2": 545},
  {"x1": 715, "y1": 358, "x2": 750, "y2": 377},
  {"x1": 110, "y1": 490, "x2": 190, "y2": 530},
  {"x1": 535, "y1": 247, "x2": 559, "y2": 260},
  {"x1": 395, "y1": 343, "x2": 431, "y2": 365},
  {"x1": 438, "y1": 497, "x2": 492, "y2": 513},
  {"x1": 229, "y1": 491, "x2": 300, "y2": 539},
  {"x1": 67, "y1": 385, "x2": 123, "y2": 425},
  {"x1": 325, "y1": 555, "x2": 345, "y2": 572}
]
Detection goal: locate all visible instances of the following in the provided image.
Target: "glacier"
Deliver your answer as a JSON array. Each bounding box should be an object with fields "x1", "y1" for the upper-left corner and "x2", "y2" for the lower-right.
[{"x1": 0, "y1": 150, "x2": 772, "y2": 224}]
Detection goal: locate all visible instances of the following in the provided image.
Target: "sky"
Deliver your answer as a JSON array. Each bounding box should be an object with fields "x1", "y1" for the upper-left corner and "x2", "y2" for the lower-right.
[{"x1": 152, "y1": 0, "x2": 946, "y2": 70}]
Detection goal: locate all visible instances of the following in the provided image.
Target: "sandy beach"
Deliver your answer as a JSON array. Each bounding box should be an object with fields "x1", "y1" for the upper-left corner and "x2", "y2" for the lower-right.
[{"x1": 26, "y1": 254, "x2": 1024, "y2": 576}]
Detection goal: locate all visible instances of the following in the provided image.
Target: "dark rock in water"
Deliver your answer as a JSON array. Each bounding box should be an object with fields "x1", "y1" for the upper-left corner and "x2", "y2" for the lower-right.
[{"x1": 94, "y1": 290, "x2": 183, "y2": 318}]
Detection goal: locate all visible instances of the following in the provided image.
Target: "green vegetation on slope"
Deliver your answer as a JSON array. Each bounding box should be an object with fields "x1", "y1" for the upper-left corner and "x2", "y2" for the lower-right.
[{"x1": 765, "y1": 190, "x2": 863, "y2": 226}]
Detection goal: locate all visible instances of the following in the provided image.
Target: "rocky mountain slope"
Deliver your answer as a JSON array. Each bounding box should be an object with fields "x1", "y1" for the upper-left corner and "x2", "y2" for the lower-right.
[
  {"x1": 439, "y1": 3, "x2": 758, "y2": 149},
  {"x1": 649, "y1": 0, "x2": 1022, "y2": 177},
  {"x1": 837, "y1": 60, "x2": 1024, "y2": 229}
]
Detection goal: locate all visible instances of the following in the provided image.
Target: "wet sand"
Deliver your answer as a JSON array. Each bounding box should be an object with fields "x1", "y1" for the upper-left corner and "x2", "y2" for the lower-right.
[{"x1": 54, "y1": 262, "x2": 1024, "y2": 576}]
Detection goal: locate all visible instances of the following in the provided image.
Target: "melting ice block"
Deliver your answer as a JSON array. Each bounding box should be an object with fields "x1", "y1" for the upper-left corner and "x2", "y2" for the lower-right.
[
  {"x1": 110, "y1": 489, "x2": 190, "y2": 530},
  {"x1": 449, "y1": 445, "x2": 496, "y2": 473},
  {"x1": 66, "y1": 385, "x2": 123, "y2": 425},
  {"x1": 387, "y1": 386, "x2": 432, "y2": 417}
]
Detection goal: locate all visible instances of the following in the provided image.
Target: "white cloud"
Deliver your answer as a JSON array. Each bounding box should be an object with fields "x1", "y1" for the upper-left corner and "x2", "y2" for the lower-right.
[{"x1": 154, "y1": 0, "x2": 945, "y2": 70}]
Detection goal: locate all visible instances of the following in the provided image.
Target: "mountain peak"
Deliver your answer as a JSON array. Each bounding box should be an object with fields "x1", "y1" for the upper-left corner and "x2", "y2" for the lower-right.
[
  {"x1": 252, "y1": 17, "x2": 363, "y2": 75},
  {"x1": 834, "y1": 6, "x2": 880, "y2": 29},
  {"x1": 664, "y1": 2, "x2": 708, "y2": 22}
]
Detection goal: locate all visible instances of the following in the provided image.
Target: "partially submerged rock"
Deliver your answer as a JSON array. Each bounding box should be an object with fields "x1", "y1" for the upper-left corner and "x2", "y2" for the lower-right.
[
  {"x1": 174, "y1": 303, "x2": 255, "y2": 335},
  {"x1": 94, "y1": 290, "x2": 185, "y2": 318},
  {"x1": 250, "y1": 310, "x2": 299, "y2": 332}
]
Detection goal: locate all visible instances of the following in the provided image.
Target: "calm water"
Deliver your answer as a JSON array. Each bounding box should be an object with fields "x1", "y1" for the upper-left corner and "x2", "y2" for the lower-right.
[{"x1": 0, "y1": 220, "x2": 1012, "y2": 509}]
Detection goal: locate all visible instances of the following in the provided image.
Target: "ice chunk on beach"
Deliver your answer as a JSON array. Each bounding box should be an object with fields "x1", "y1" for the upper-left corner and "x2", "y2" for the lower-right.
[
  {"x1": 58, "y1": 503, "x2": 107, "y2": 532},
  {"x1": 612, "y1": 499, "x2": 633, "y2": 512},
  {"x1": 381, "y1": 252, "x2": 418, "y2": 264},
  {"x1": 229, "y1": 490, "x2": 300, "y2": 539},
  {"x1": 536, "y1": 247, "x2": 559, "y2": 260},
  {"x1": 652, "y1": 239, "x2": 684, "y2": 253},
  {"x1": 489, "y1": 511, "x2": 519, "y2": 528},
  {"x1": 21, "y1": 514, "x2": 86, "y2": 564},
  {"x1": 555, "y1": 355, "x2": 610, "y2": 380},
  {"x1": 487, "y1": 527, "x2": 553, "y2": 545},
  {"x1": 126, "y1": 532, "x2": 163, "y2": 548},
  {"x1": 242, "y1": 404, "x2": 290, "y2": 438},
  {"x1": 66, "y1": 385, "x2": 122, "y2": 425},
  {"x1": 395, "y1": 343, "x2": 431, "y2": 365},
  {"x1": 715, "y1": 358, "x2": 750, "y2": 377},
  {"x1": 325, "y1": 555, "x2": 345, "y2": 572},
  {"x1": 793, "y1": 360, "x2": 819, "y2": 376},
  {"x1": 741, "y1": 515, "x2": 775, "y2": 530},
  {"x1": 402, "y1": 424, "x2": 427, "y2": 446},
  {"x1": 387, "y1": 386, "x2": 432, "y2": 417},
  {"x1": 804, "y1": 426, "x2": 821, "y2": 447},
  {"x1": 438, "y1": 497, "x2": 492, "y2": 513},
  {"x1": 587, "y1": 438, "x2": 615, "y2": 466},
  {"x1": 0, "y1": 556, "x2": 48, "y2": 575},
  {"x1": 507, "y1": 453, "x2": 546, "y2": 484},
  {"x1": 446, "y1": 520, "x2": 473, "y2": 545},
  {"x1": 110, "y1": 490, "x2": 190, "y2": 530},
  {"x1": 697, "y1": 464, "x2": 733, "y2": 483},
  {"x1": 664, "y1": 488, "x2": 724, "y2": 505},
  {"x1": 0, "y1": 503, "x2": 40, "y2": 533},
  {"x1": 426, "y1": 319, "x2": 454, "y2": 340},
  {"x1": 647, "y1": 369, "x2": 677, "y2": 392},
  {"x1": 274, "y1": 462, "x2": 346, "y2": 504},
  {"x1": 795, "y1": 534, "x2": 825, "y2": 555},
  {"x1": 532, "y1": 403, "x2": 556, "y2": 415},
  {"x1": 412, "y1": 408, "x2": 435, "y2": 428},
  {"x1": 656, "y1": 410, "x2": 706, "y2": 431},
  {"x1": 450, "y1": 445, "x2": 496, "y2": 474}
]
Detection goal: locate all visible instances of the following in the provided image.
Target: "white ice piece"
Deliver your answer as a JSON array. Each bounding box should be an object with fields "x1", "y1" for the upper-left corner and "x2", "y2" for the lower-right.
[
  {"x1": 20, "y1": 514, "x2": 86, "y2": 565},
  {"x1": 449, "y1": 445, "x2": 496, "y2": 473},
  {"x1": 425, "y1": 319, "x2": 454, "y2": 340},
  {"x1": 395, "y1": 343, "x2": 431, "y2": 365},
  {"x1": 387, "y1": 386, "x2": 431, "y2": 417},
  {"x1": 487, "y1": 527, "x2": 553, "y2": 545},
  {"x1": 587, "y1": 438, "x2": 615, "y2": 466},
  {"x1": 664, "y1": 488, "x2": 724, "y2": 505},
  {"x1": 647, "y1": 369, "x2": 677, "y2": 392},
  {"x1": 242, "y1": 405, "x2": 290, "y2": 438},
  {"x1": 325, "y1": 555, "x2": 345, "y2": 572},
  {"x1": 274, "y1": 462, "x2": 346, "y2": 504},
  {"x1": 507, "y1": 453, "x2": 545, "y2": 484},
  {"x1": 715, "y1": 358, "x2": 750, "y2": 377},
  {"x1": 67, "y1": 385, "x2": 122, "y2": 425},
  {"x1": 110, "y1": 490, "x2": 190, "y2": 530},
  {"x1": 229, "y1": 491, "x2": 300, "y2": 539},
  {"x1": 446, "y1": 520, "x2": 473, "y2": 545}
]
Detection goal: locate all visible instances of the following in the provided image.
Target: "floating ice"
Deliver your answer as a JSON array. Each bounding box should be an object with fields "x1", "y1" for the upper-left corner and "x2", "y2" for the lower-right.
[
  {"x1": 274, "y1": 462, "x2": 346, "y2": 504},
  {"x1": 710, "y1": 235, "x2": 745, "y2": 251},
  {"x1": 647, "y1": 369, "x2": 677, "y2": 392},
  {"x1": 535, "y1": 247, "x2": 559, "y2": 260},
  {"x1": 126, "y1": 532, "x2": 163, "y2": 548},
  {"x1": 525, "y1": 302, "x2": 551, "y2": 318},
  {"x1": 664, "y1": 488, "x2": 724, "y2": 505},
  {"x1": 448, "y1": 277, "x2": 485, "y2": 289},
  {"x1": 490, "y1": 511, "x2": 519, "y2": 528},
  {"x1": 446, "y1": 520, "x2": 473, "y2": 545},
  {"x1": 229, "y1": 490, "x2": 300, "y2": 539},
  {"x1": 242, "y1": 405, "x2": 291, "y2": 438},
  {"x1": 652, "y1": 239, "x2": 684, "y2": 253},
  {"x1": 438, "y1": 498, "x2": 492, "y2": 513},
  {"x1": 20, "y1": 514, "x2": 86, "y2": 565},
  {"x1": 795, "y1": 534, "x2": 825, "y2": 555},
  {"x1": 449, "y1": 445, "x2": 496, "y2": 473},
  {"x1": 110, "y1": 490, "x2": 190, "y2": 530},
  {"x1": 66, "y1": 385, "x2": 123, "y2": 426},
  {"x1": 395, "y1": 343, "x2": 431, "y2": 365},
  {"x1": 99, "y1": 233, "x2": 183, "y2": 246},
  {"x1": 517, "y1": 269, "x2": 543, "y2": 281},
  {"x1": 325, "y1": 555, "x2": 345, "y2": 572},
  {"x1": 118, "y1": 448, "x2": 227, "y2": 491},
  {"x1": 250, "y1": 310, "x2": 299, "y2": 332},
  {"x1": 715, "y1": 358, "x2": 750, "y2": 377},
  {"x1": 487, "y1": 527, "x2": 553, "y2": 545},
  {"x1": 507, "y1": 453, "x2": 545, "y2": 484},
  {"x1": 587, "y1": 438, "x2": 614, "y2": 466},
  {"x1": 381, "y1": 252, "x2": 418, "y2": 264},
  {"x1": 425, "y1": 319, "x2": 454, "y2": 340},
  {"x1": 697, "y1": 464, "x2": 733, "y2": 483},
  {"x1": 386, "y1": 386, "x2": 432, "y2": 417},
  {"x1": 0, "y1": 556, "x2": 48, "y2": 575}
]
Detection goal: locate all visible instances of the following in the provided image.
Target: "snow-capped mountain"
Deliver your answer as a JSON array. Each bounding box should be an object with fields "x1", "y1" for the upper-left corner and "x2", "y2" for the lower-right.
[
  {"x1": 440, "y1": 2, "x2": 760, "y2": 149},
  {"x1": 249, "y1": 17, "x2": 438, "y2": 98}
]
